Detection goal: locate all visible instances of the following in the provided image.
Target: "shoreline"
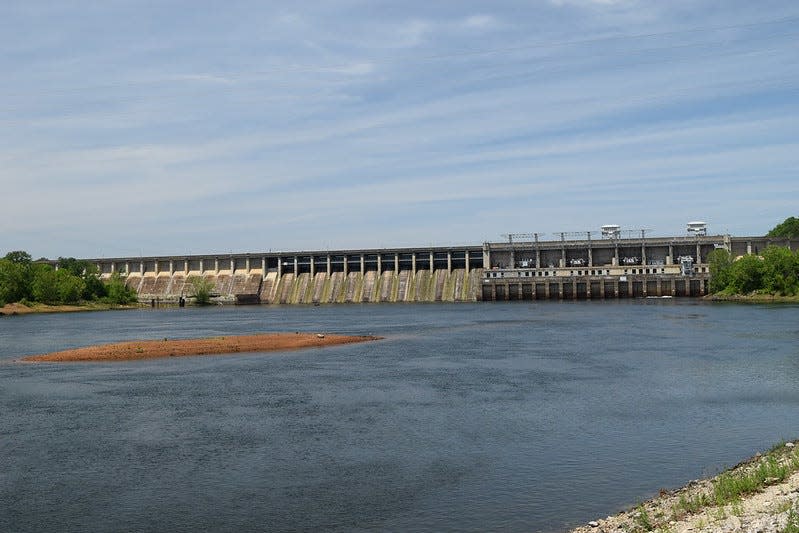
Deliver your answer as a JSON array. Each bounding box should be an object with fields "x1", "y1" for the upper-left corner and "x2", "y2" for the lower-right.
[
  {"x1": 570, "y1": 441, "x2": 799, "y2": 533},
  {"x1": 704, "y1": 294, "x2": 799, "y2": 304},
  {"x1": 21, "y1": 333, "x2": 382, "y2": 362},
  {"x1": 0, "y1": 302, "x2": 140, "y2": 316}
]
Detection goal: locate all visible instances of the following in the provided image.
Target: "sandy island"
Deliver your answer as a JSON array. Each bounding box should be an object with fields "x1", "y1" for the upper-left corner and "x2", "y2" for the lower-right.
[{"x1": 22, "y1": 333, "x2": 382, "y2": 362}]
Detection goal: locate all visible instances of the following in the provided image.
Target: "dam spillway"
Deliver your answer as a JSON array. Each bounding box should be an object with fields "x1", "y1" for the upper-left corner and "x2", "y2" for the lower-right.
[
  {"x1": 86, "y1": 234, "x2": 799, "y2": 303},
  {"x1": 97, "y1": 247, "x2": 486, "y2": 304}
]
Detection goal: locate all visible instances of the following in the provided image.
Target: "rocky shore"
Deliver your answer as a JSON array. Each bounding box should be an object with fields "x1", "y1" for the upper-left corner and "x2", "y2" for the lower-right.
[
  {"x1": 21, "y1": 333, "x2": 382, "y2": 362},
  {"x1": 570, "y1": 441, "x2": 799, "y2": 533}
]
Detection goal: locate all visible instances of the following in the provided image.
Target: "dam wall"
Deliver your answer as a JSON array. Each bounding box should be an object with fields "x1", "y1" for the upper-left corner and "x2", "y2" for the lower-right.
[
  {"x1": 94, "y1": 246, "x2": 486, "y2": 304},
  {"x1": 85, "y1": 235, "x2": 799, "y2": 303},
  {"x1": 121, "y1": 268, "x2": 484, "y2": 304}
]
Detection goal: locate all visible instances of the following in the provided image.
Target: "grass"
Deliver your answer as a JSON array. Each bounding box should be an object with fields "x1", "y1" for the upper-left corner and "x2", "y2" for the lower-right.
[
  {"x1": 673, "y1": 492, "x2": 710, "y2": 517},
  {"x1": 635, "y1": 506, "x2": 654, "y2": 531},
  {"x1": 712, "y1": 454, "x2": 795, "y2": 506},
  {"x1": 645, "y1": 442, "x2": 799, "y2": 531},
  {"x1": 784, "y1": 505, "x2": 799, "y2": 533}
]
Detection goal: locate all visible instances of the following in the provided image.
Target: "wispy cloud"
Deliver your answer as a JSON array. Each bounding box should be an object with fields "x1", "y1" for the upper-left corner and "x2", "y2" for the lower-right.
[{"x1": 1, "y1": 1, "x2": 797, "y2": 257}]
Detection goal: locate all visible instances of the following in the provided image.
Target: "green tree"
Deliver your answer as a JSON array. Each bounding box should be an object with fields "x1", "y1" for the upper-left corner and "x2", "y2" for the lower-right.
[
  {"x1": 57, "y1": 257, "x2": 105, "y2": 300},
  {"x1": 56, "y1": 270, "x2": 85, "y2": 303},
  {"x1": 727, "y1": 254, "x2": 765, "y2": 294},
  {"x1": 767, "y1": 216, "x2": 799, "y2": 238},
  {"x1": 190, "y1": 277, "x2": 214, "y2": 305},
  {"x1": 707, "y1": 248, "x2": 734, "y2": 293},
  {"x1": 31, "y1": 264, "x2": 86, "y2": 304},
  {"x1": 0, "y1": 259, "x2": 30, "y2": 304},
  {"x1": 30, "y1": 265, "x2": 60, "y2": 303},
  {"x1": 5, "y1": 251, "x2": 32, "y2": 265},
  {"x1": 0, "y1": 251, "x2": 34, "y2": 303},
  {"x1": 105, "y1": 273, "x2": 137, "y2": 304},
  {"x1": 760, "y1": 246, "x2": 799, "y2": 296}
]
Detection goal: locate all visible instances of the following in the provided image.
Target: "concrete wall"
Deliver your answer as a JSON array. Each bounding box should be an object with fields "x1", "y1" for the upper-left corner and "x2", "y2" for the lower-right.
[
  {"x1": 124, "y1": 268, "x2": 484, "y2": 304},
  {"x1": 88, "y1": 235, "x2": 799, "y2": 304},
  {"x1": 481, "y1": 274, "x2": 709, "y2": 300}
]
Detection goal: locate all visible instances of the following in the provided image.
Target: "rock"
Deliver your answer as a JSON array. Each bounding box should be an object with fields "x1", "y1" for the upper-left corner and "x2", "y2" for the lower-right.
[
  {"x1": 786, "y1": 442, "x2": 795, "y2": 448},
  {"x1": 588, "y1": 521, "x2": 599, "y2": 528}
]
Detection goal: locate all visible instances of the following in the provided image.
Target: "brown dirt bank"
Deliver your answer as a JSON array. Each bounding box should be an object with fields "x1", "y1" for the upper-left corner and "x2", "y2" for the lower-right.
[
  {"x1": 22, "y1": 333, "x2": 382, "y2": 362},
  {"x1": 1, "y1": 302, "x2": 138, "y2": 316}
]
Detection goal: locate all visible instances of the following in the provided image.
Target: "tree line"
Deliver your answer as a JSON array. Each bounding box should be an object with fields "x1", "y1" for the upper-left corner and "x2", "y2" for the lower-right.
[
  {"x1": 0, "y1": 251, "x2": 136, "y2": 306},
  {"x1": 708, "y1": 246, "x2": 799, "y2": 296},
  {"x1": 708, "y1": 216, "x2": 799, "y2": 296}
]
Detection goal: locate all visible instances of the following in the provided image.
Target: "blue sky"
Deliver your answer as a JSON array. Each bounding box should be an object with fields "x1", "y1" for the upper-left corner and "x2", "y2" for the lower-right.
[{"x1": 2, "y1": 1, "x2": 798, "y2": 259}]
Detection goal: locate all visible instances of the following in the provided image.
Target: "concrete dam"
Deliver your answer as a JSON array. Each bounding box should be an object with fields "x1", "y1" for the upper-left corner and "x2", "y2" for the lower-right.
[
  {"x1": 101, "y1": 248, "x2": 485, "y2": 304},
  {"x1": 87, "y1": 233, "x2": 799, "y2": 303}
]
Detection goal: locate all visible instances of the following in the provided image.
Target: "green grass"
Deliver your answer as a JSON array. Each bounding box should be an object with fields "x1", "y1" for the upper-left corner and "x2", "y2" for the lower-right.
[
  {"x1": 653, "y1": 443, "x2": 799, "y2": 530},
  {"x1": 673, "y1": 492, "x2": 710, "y2": 517},
  {"x1": 784, "y1": 507, "x2": 799, "y2": 533},
  {"x1": 712, "y1": 454, "x2": 795, "y2": 505},
  {"x1": 634, "y1": 506, "x2": 654, "y2": 531}
]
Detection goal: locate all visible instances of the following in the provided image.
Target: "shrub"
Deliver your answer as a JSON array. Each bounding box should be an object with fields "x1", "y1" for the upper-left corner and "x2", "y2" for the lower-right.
[
  {"x1": 190, "y1": 277, "x2": 214, "y2": 305},
  {"x1": 105, "y1": 273, "x2": 137, "y2": 304}
]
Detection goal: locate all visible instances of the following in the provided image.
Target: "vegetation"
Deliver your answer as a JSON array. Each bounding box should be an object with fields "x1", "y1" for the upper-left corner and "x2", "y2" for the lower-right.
[
  {"x1": 634, "y1": 505, "x2": 654, "y2": 531},
  {"x1": 711, "y1": 453, "x2": 794, "y2": 505},
  {"x1": 621, "y1": 442, "x2": 799, "y2": 532},
  {"x1": 0, "y1": 251, "x2": 136, "y2": 307},
  {"x1": 784, "y1": 503, "x2": 799, "y2": 533},
  {"x1": 708, "y1": 246, "x2": 799, "y2": 296},
  {"x1": 189, "y1": 277, "x2": 215, "y2": 305},
  {"x1": 768, "y1": 216, "x2": 799, "y2": 239},
  {"x1": 708, "y1": 217, "x2": 799, "y2": 297}
]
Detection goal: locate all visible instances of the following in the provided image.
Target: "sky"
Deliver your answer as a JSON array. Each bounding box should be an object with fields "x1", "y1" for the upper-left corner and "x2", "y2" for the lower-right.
[{"x1": 2, "y1": 1, "x2": 798, "y2": 259}]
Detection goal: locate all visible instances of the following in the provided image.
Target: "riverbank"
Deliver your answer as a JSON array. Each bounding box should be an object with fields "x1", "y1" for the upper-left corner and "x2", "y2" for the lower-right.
[
  {"x1": 21, "y1": 333, "x2": 382, "y2": 362},
  {"x1": 570, "y1": 441, "x2": 799, "y2": 533},
  {"x1": 705, "y1": 293, "x2": 799, "y2": 304},
  {"x1": 0, "y1": 302, "x2": 139, "y2": 316}
]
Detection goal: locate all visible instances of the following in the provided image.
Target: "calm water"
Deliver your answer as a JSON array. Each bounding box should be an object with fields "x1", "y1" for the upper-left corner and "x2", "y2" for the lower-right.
[{"x1": 2, "y1": 301, "x2": 799, "y2": 532}]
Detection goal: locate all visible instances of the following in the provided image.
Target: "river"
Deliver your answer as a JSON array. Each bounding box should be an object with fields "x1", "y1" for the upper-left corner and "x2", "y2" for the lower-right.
[{"x1": 2, "y1": 300, "x2": 798, "y2": 532}]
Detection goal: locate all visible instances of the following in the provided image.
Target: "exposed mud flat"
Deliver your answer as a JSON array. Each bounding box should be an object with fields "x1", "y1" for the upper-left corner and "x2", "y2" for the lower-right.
[{"x1": 21, "y1": 333, "x2": 382, "y2": 362}]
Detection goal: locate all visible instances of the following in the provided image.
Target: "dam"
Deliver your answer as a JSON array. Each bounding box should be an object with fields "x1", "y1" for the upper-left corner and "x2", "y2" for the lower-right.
[
  {"x1": 87, "y1": 231, "x2": 798, "y2": 303},
  {"x1": 99, "y1": 247, "x2": 485, "y2": 304}
]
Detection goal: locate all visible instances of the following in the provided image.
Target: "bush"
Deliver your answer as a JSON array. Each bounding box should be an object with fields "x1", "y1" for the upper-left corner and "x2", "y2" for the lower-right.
[
  {"x1": 190, "y1": 277, "x2": 214, "y2": 305},
  {"x1": 761, "y1": 246, "x2": 799, "y2": 296},
  {"x1": 30, "y1": 265, "x2": 60, "y2": 303},
  {"x1": 708, "y1": 249, "x2": 733, "y2": 293},
  {"x1": 30, "y1": 265, "x2": 86, "y2": 304},
  {"x1": 105, "y1": 273, "x2": 137, "y2": 304},
  {"x1": 709, "y1": 245, "x2": 799, "y2": 296},
  {"x1": 0, "y1": 255, "x2": 32, "y2": 303},
  {"x1": 57, "y1": 257, "x2": 106, "y2": 300}
]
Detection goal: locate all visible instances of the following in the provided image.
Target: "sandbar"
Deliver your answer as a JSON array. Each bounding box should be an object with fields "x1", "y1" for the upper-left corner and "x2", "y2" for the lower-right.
[{"x1": 22, "y1": 333, "x2": 382, "y2": 362}]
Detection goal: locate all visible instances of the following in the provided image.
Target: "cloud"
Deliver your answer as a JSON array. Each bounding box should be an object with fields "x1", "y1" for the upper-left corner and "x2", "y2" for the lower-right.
[
  {"x1": 460, "y1": 15, "x2": 500, "y2": 30},
  {"x1": 2, "y1": 1, "x2": 798, "y2": 257},
  {"x1": 550, "y1": 0, "x2": 631, "y2": 6},
  {"x1": 396, "y1": 19, "x2": 433, "y2": 47}
]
